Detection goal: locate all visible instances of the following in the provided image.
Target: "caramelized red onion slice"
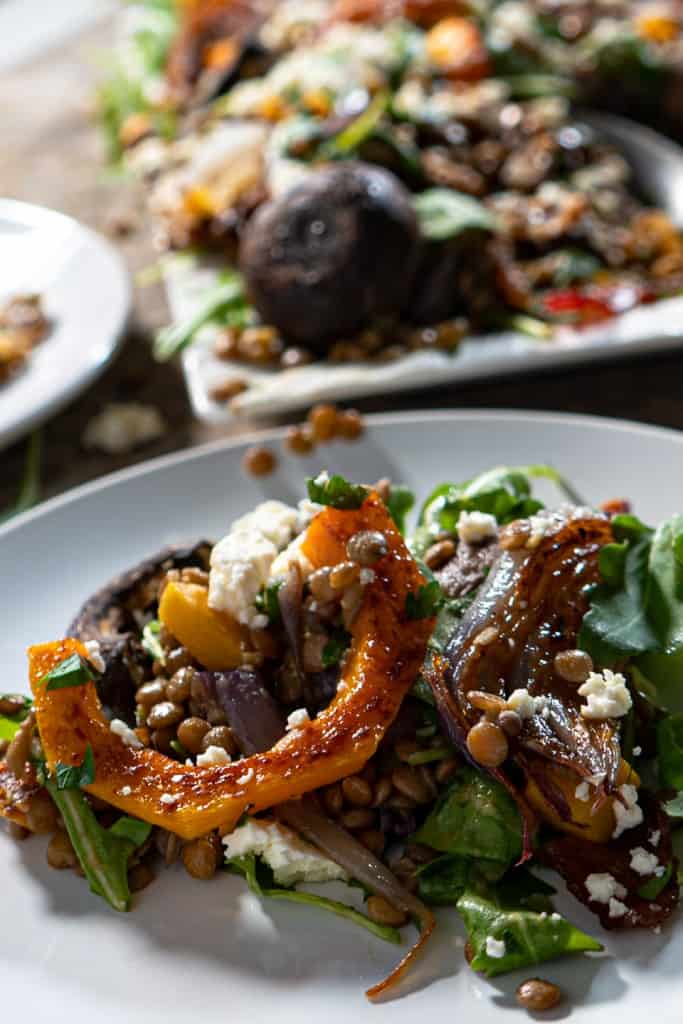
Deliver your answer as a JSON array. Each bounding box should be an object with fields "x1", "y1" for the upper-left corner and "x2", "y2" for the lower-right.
[
  {"x1": 277, "y1": 798, "x2": 435, "y2": 1002},
  {"x1": 194, "y1": 669, "x2": 285, "y2": 755}
]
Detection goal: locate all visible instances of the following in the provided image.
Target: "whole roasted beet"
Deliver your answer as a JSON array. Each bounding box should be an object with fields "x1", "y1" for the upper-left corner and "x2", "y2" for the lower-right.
[{"x1": 239, "y1": 161, "x2": 419, "y2": 348}]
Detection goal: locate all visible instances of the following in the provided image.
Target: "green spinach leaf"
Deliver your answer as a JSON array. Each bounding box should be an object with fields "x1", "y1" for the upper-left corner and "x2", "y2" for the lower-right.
[
  {"x1": 657, "y1": 713, "x2": 683, "y2": 789},
  {"x1": 41, "y1": 653, "x2": 101, "y2": 691},
  {"x1": 306, "y1": 473, "x2": 369, "y2": 510},
  {"x1": 406, "y1": 580, "x2": 443, "y2": 620}
]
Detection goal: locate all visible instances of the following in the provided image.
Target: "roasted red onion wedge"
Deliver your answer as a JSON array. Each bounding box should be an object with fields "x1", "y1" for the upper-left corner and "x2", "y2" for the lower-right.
[{"x1": 432, "y1": 509, "x2": 620, "y2": 812}]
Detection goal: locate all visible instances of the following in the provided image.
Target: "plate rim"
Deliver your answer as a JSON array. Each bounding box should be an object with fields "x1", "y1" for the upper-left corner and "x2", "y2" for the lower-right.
[
  {"x1": 0, "y1": 197, "x2": 132, "y2": 449},
  {"x1": 3, "y1": 407, "x2": 682, "y2": 540}
]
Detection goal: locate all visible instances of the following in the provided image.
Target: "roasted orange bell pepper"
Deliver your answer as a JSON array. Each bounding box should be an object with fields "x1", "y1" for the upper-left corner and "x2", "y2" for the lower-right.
[
  {"x1": 30, "y1": 495, "x2": 433, "y2": 839},
  {"x1": 158, "y1": 580, "x2": 249, "y2": 670}
]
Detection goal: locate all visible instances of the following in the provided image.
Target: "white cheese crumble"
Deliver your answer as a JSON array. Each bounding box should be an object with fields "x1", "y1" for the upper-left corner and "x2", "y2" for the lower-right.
[
  {"x1": 608, "y1": 897, "x2": 628, "y2": 919},
  {"x1": 110, "y1": 718, "x2": 143, "y2": 749},
  {"x1": 575, "y1": 781, "x2": 591, "y2": 802},
  {"x1": 457, "y1": 510, "x2": 497, "y2": 545},
  {"x1": 84, "y1": 639, "x2": 105, "y2": 674},
  {"x1": 82, "y1": 403, "x2": 165, "y2": 454},
  {"x1": 612, "y1": 784, "x2": 643, "y2": 839},
  {"x1": 629, "y1": 847, "x2": 661, "y2": 876},
  {"x1": 120, "y1": 785, "x2": 132, "y2": 797},
  {"x1": 160, "y1": 793, "x2": 177, "y2": 806},
  {"x1": 485, "y1": 936, "x2": 506, "y2": 959},
  {"x1": 632, "y1": 746, "x2": 642, "y2": 757},
  {"x1": 359, "y1": 568, "x2": 376, "y2": 585},
  {"x1": 171, "y1": 774, "x2": 183, "y2": 783},
  {"x1": 209, "y1": 500, "x2": 301, "y2": 627},
  {"x1": 270, "y1": 531, "x2": 314, "y2": 582},
  {"x1": 584, "y1": 872, "x2": 627, "y2": 904},
  {"x1": 237, "y1": 766, "x2": 255, "y2": 786},
  {"x1": 649, "y1": 830, "x2": 661, "y2": 848},
  {"x1": 223, "y1": 817, "x2": 348, "y2": 887},
  {"x1": 578, "y1": 669, "x2": 632, "y2": 720},
  {"x1": 506, "y1": 688, "x2": 545, "y2": 720},
  {"x1": 286, "y1": 707, "x2": 311, "y2": 731},
  {"x1": 196, "y1": 745, "x2": 232, "y2": 767}
]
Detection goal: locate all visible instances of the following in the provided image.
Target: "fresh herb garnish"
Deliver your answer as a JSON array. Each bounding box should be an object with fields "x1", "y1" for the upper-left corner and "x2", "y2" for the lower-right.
[
  {"x1": 254, "y1": 582, "x2": 283, "y2": 625},
  {"x1": 0, "y1": 694, "x2": 32, "y2": 741},
  {"x1": 414, "y1": 188, "x2": 497, "y2": 242},
  {"x1": 154, "y1": 272, "x2": 250, "y2": 361},
  {"x1": 657, "y1": 713, "x2": 683, "y2": 789},
  {"x1": 385, "y1": 484, "x2": 415, "y2": 535},
  {"x1": 141, "y1": 619, "x2": 164, "y2": 662},
  {"x1": 306, "y1": 473, "x2": 369, "y2": 510},
  {"x1": 322, "y1": 628, "x2": 351, "y2": 669},
  {"x1": 0, "y1": 430, "x2": 42, "y2": 525},
  {"x1": 41, "y1": 653, "x2": 101, "y2": 691},
  {"x1": 637, "y1": 864, "x2": 673, "y2": 900},
  {"x1": 55, "y1": 745, "x2": 96, "y2": 791},
  {"x1": 405, "y1": 580, "x2": 443, "y2": 620}
]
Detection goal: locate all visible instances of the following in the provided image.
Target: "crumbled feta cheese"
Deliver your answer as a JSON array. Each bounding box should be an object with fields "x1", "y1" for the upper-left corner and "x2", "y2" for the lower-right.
[
  {"x1": 608, "y1": 897, "x2": 628, "y2": 919},
  {"x1": 337, "y1": 681, "x2": 348, "y2": 693},
  {"x1": 197, "y1": 745, "x2": 232, "y2": 767},
  {"x1": 270, "y1": 531, "x2": 314, "y2": 581},
  {"x1": 630, "y1": 846, "x2": 660, "y2": 876},
  {"x1": 209, "y1": 500, "x2": 301, "y2": 627},
  {"x1": 110, "y1": 718, "x2": 143, "y2": 749},
  {"x1": 506, "y1": 688, "x2": 544, "y2": 720},
  {"x1": 120, "y1": 785, "x2": 132, "y2": 797},
  {"x1": 171, "y1": 774, "x2": 183, "y2": 783},
  {"x1": 251, "y1": 614, "x2": 269, "y2": 632},
  {"x1": 160, "y1": 793, "x2": 177, "y2": 806},
  {"x1": 84, "y1": 639, "x2": 105, "y2": 674},
  {"x1": 586, "y1": 771, "x2": 606, "y2": 788},
  {"x1": 223, "y1": 817, "x2": 348, "y2": 886},
  {"x1": 457, "y1": 510, "x2": 497, "y2": 545},
  {"x1": 485, "y1": 936, "x2": 506, "y2": 959},
  {"x1": 585, "y1": 872, "x2": 627, "y2": 904},
  {"x1": 82, "y1": 403, "x2": 165, "y2": 454},
  {"x1": 612, "y1": 784, "x2": 643, "y2": 839},
  {"x1": 632, "y1": 746, "x2": 642, "y2": 757},
  {"x1": 579, "y1": 669, "x2": 632, "y2": 720},
  {"x1": 359, "y1": 568, "x2": 376, "y2": 586},
  {"x1": 649, "y1": 830, "x2": 661, "y2": 848},
  {"x1": 237, "y1": 766, "x2": 255, "y2": 785},
  {"x1": 286, "y1": 707, "x2": 310, "y2": 731},
  {"x1": 575, "y1": 781, "x2": 591, "y2": 802}
]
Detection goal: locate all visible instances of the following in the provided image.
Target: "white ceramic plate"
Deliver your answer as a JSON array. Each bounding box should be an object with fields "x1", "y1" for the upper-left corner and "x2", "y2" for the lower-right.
[
  {"x1": 0, "y1": 199, "x2": 130, "y2": 449},
  {"x1": 1, "y1": 410, "x2": 682, "y2": 1024}
]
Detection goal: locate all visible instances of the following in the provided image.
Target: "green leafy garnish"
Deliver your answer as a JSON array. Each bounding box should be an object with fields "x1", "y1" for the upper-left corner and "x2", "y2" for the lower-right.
[
  {"x1": 322, "y1": 628, "x2": 351, "y2": 669},
  {"x1": 456, "y1": 890, "x2": 602, "y2": 977},
  {"x1": 154, "y1": 272, "x2": 249, "y2": 361},
  {"x1": 385, "y1": 484, "x2": 415, "y2": 535},
  {"x1": 41, "y1": 653, "x2": 101, "y2": 692},
  {"x1": 406, "y1": 580, "x2": 443, "y2": 620},
  {"x1": 0, "y1": 695, "x2": 32, "y2": 741},
  {"x1": 414, "y1": 188, "x2": 497, "y2": 241},
  {"x1": 0, "y1": 430, "x2": 42, "y2": 525},
  {"x1": 323, "y1": 90, "x2": 389, "y2": 156},
  {"x1": 407, "y1": 746, "x2": 452, "y2": 766},
  {"x1": 416, "y1": 767, "x2": 523, "y2": 866},
  {"x1": 228, "y1": 853, "x2": 401, "y2": 945},
  {"x1": 44, "y1": 779, "x2": 151, "y2": 912},
  {"x1": 637, "y1": 864, "x2": 672, "y2": 900},
  {"x1": 657, "y1": 713, "x2": 683, "y2": 789},
  {"x1": 141, "y1": 619, "x2": 164, "y2": 662},
  {"x1": 55, "y1": 745, "x2": 96, "y2": 791},
  {"x1": 663, "y1": 791, "x2": 683, "y2": 818},
  {"x1": 306, "y1": 473, "x2": 369, "y2": 510},
  {"x1": 254, "y1": 582, "x2": 283, "y2": 624}
]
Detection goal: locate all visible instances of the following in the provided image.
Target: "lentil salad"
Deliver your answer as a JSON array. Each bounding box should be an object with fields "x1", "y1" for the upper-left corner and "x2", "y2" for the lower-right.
[{"x1": 2, "y1": 464, "x2": 683, "y2": 1008}]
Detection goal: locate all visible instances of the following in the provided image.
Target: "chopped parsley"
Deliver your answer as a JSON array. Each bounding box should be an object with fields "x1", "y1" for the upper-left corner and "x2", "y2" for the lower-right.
[
  {"x1": 42, "y1": 653, "x2": 101, "y2": 691},
  {"x1": 307, "y1": 473, "x2": 369, "y2": 510}
]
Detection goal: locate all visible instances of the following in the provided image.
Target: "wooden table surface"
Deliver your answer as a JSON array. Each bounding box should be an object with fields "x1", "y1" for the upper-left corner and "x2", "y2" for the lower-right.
[{"x1": 3, "y1": 15, "x2": 683, "y2": 511}]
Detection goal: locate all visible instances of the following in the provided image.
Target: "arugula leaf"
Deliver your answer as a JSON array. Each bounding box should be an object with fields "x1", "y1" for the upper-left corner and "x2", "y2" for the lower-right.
[
  {"x1": 637, "y1": 864, "x2": 672, "y2": 900},
  {"x1": 55, "y1": 745, "x2": 96, "y2": 790},
  {"x1": 414, "y1": 189, "x2": 497, "y2": 241},
  {"x1": 229, "y1": 853, "x2": 402, "y2": 945},
  {"x1": 406, "y1": 580, "x2": 443, "y2": 620},
  {"x1": 44, "y1": 780, "x2": 150, "y2": 912},
  {"x1": 657, "y1": 713, "x2": 683, "y2": 789},
  {"x1": 41, "y1": 653, "x2": 101, "y2": 691},
  {"x1": 0, "y1": 694, "x2": 32, "y2": 741},
  {"x1": 154, "y1": 273, "x2": 249, "y2": 361},
  {"x1": 110, "y1": 816, "x2": 153, "y2": 847},
  {"x1": 306, "y1": 473, "x2": 369, "y2": 510},
  {"x1": 385, "y1": 484, "x2": 415, "y2": 535},
  {"x1": 416, "y1": 767, "x2": 522, "y2": 866},
  {"x1": 141, "y1": 619, "x2": 164, "y2": 662},
  {"x1": 456, "y1": 890, "x2": 602, "y2": 977},
  {"x1": 416, "y1": 854, "x2": 505, "y2": 907},
  {"x1": 663, "y1": 792, "x2": 683, "y2": 818},
  {"x1": 254, "y1": 582, "x2": 283, "y2": 625},
  {"x1": 322, "y1": 628, "x2": 351, "y2": 669}
]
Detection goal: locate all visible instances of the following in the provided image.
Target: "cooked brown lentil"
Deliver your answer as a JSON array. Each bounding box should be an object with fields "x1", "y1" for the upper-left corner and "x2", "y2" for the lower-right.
[
  {"x1": 336, "y1": 409, "x2": 365, "y2": 440},
  {"x1": 201, "y1": 725, "x2": 237, "y2": 755},
  {"x1": 308, "y1": 403, "x2": 338, "y2": 442},
  {"x1": 329, "y1": 561, "x2": 360, "y2": 591},
  {"x1": 467, "y1": 690, "x2": 507, "y2": 717},
  {"x1": 309, "y1": 567, "x2": 336, "y2": 602},
  {"x1": 214, "y1": 326, "x2": 240, "y2": 359},
  {"x1": 358, "y1": 829, "x2": 385, "y2": 857},
  {"x1": 346, "y1": 530, "x2": 388, "y2": 566},
  {"x1": 165, "y1": 667, "x2": 195, "y2": 704},
  {"x1": 515, "y1": 978, "x2": 563, "y2": 1012},
  {"x1": 285, "y1": 425, "x2": 314, "y2": 455},
  {"x1": 46, "y1": 831, "x2": 78, "y2": 870},
  {"x1": 25, "y1": 791, "x2": 59, "y2": 834},
  {"x1": 340, "y1": 807, "x2": 375, "y2": 831},
  {"x1": 341, "y1": 775, "x2": 374, "y2": 807},
  {"x1": 151, "y1": 727, "x2": 176, "y2": 754},
  {"x1": 366, "y1": 894, "x2": 408, "y2": 928},
  {"x1": 324, "y1": 783, "x2": 344, "y2": 817},
  {"x1": 498, "y1": 709, "x2": 523, "y2": 737},
  {"x1": 137, "y1": 680, "x2": 166, "y2": 708},
  {"x1": 424, "y1": 538, "x2": 456, "y2": 570},
  {"x1": 341, "y1": 582, "x2": 365, "y2": 628},
  {"x1": 372, "y1": 777, "x2": 393, "y2": 807},
  {"x1": 164, "y1": 646, "x2": 194, "y2": 674},
  {"x1": 177, "y1": 716, "x2": 211, "y2": 754},
  {"x1": 243, "y1": 445, "x2": 277, "y2": 477},
  {"x1": 182, "y1": 836, "x2": 220, "y2": 880},
  {"x1": 391, "y1": 765, "x2": 434, "y2": 805},
  {"x1": 554, "y1": 649, "x2": 593, "y2": 683},
  {"x1": 209, "y1": 378, "x2": 248, "y2": 403},
  {"x1": 0, "y1": 695, "x2": 27, "y2": 717},
  {"x1": 146, "y1": 701, "x2": 185, "y2": 731},
  {"x1": 129, "y1": 862, "x2": 156, "y2": 893},
  {"x1": 466, "y1": 720, "x2": 509, "y2": 768}
]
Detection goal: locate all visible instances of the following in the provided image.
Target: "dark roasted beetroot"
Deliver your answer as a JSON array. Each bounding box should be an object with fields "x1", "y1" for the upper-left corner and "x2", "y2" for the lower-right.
[{"x1": 239, "y1": 161, "x2": 419, "y2": 348}]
